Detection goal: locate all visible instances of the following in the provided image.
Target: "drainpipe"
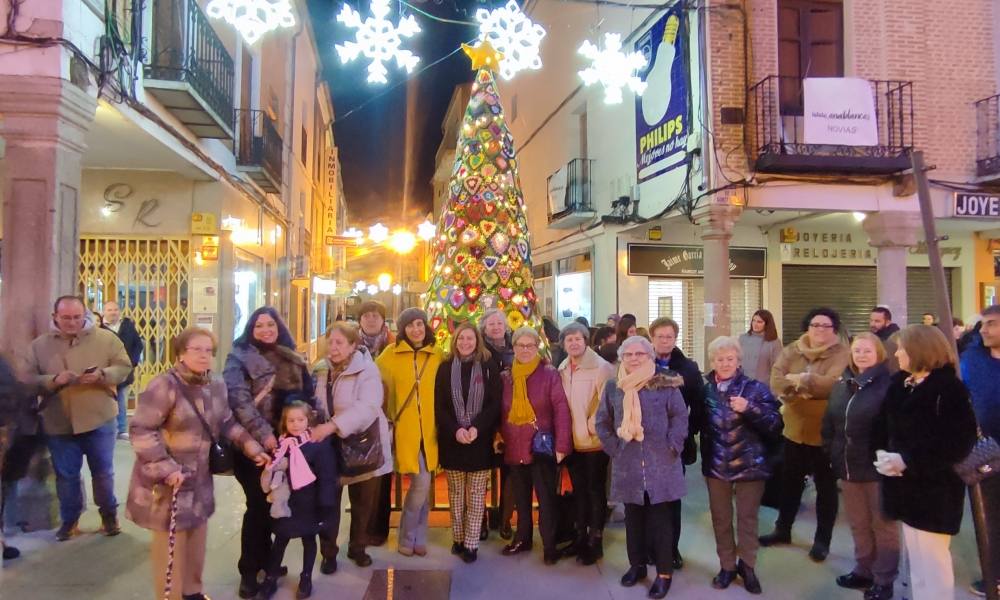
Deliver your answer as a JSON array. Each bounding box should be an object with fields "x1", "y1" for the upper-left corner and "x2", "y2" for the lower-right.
[{"x1": 282, "y1": 20, "x2": 304, "y2": 319}]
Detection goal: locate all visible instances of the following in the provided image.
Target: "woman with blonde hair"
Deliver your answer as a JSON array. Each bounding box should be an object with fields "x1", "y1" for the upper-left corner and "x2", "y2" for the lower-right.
[
  {"x1": 821, "y1": 332, "x2": 899, "y2": 600},
  {"x1": 873, "y1": 325, "x2": 977, "y2": 600},
  {"x1": 435, "y1": 322, "x2": 501, "y2": 563}
]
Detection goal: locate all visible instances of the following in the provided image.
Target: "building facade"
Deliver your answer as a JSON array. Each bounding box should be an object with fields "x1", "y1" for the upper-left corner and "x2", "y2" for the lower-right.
[
  {"x1": 507, "y1": 0, "x2": 1000, "y2": 363},
  {"x1": 0, "y1": 0, "x2": 345, "y2": 390}
]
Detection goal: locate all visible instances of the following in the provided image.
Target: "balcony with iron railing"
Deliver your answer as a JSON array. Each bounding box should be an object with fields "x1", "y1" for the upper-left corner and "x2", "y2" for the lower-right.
[
  {"x1": 546, "y1": 158, "x2": 596, "y2": 228},
  {"x1": 748, "y1": 76, "x2": 914, "y2": 175},
  {"x1": 975, "y1": 94, "x2": 1000, "y2": 179},
  {"x1": 235, "y1": 109, "x2": 283, "y2": 193},
  {"x1": 144, "y1": 0, "x2": 235, "y2": 139}
]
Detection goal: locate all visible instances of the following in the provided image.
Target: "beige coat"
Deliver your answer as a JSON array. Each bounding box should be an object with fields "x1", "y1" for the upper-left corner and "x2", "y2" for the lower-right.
[
  {"x1": 28, "y1": 321, "x2": 133, "y2": 435},
  {"x1": 558, "y1": 348, "x2": 615, "y2": 451},
  {"x1": 313, "y1": 348, "x2": 393, "y2": 485},
  {"x1": 770, "y1": 333, "x2": 850, "y2": 446}
]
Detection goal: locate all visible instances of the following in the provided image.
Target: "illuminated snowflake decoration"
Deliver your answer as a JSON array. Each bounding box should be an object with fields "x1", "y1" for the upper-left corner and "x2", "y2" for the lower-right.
[
  {"x1": 335, "y1": 0, "x2": 421, "y2": 84},
  {"x1": 206, "y1": 0, "x2": 295, "y2": 45},
  {"x1": 578, "y1": 33, "x2": 648, "y2": 105},
  {"x1": 475, "y1": 0, "x2": 546, "y2": 80}
]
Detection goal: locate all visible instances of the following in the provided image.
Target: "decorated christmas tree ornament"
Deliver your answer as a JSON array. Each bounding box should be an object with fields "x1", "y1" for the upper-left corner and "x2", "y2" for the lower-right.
[
  {"x1": 335, "y1": 0, "x2": 421, "y2": 84},
  {"x1": 578, "y1": 32, "x2": 648, "y2": 105},
  {"x1": 424, "y1": 39, "x2": 545, "y2": 350},
  {"x1": 206, "y1": 0, "x2": 295, "y2": 45},
  {"x1": 475, "y1": 0, "x2": 545, "y2": 80}
]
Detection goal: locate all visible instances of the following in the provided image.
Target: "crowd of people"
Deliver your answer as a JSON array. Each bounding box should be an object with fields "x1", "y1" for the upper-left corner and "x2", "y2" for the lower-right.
[{"x1": 0, "y1": 296, "x2": 998, "y2": 600}]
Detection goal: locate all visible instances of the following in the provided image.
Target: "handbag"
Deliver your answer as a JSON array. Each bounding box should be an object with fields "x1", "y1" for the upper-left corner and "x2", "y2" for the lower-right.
[
  {"x1": 530, "y1": 421, "x2": 555, "y2": 460},
  {"x1": 170, "y1": 373, "x2": 234, "y2": 475},
  {"x1": 954, "y1": 429, "x2": 1000, "y2": 486},
  {"x1": 335, "y1": 418, "x2": 385, "y2": 477}
]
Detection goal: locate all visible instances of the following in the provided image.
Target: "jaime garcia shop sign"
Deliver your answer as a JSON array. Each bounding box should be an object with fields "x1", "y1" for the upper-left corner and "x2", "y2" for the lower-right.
[{"x1": 628, "y1": 244, "x2": 767, "y2": 278}]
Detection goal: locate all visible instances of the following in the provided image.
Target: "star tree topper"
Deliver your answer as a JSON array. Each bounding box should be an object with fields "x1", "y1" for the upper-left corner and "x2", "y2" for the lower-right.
[
  {"x1": 206, "y1": 0, "x2": 295, "y2": 45},
  {"x1": 462, "y1": 40, "x2": 504, "y2": 72},
  {"x1": 336, "y1": 0, "x2": 421, "y2": 84},
  {"x1": 475, "y1": 0, "x2": 545, "y2": 81},
  {"x1": 578, "y1": 32, "x2": 648, "y2": 105}
]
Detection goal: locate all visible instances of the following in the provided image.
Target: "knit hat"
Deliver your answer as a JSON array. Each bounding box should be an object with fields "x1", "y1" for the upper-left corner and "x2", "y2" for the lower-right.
[
  {"x1": 396, "y1": 307, "x2": 429, "y2": 335},
  {"x1": 357, "y1": 300, "x2": 387, "y2": 319}
]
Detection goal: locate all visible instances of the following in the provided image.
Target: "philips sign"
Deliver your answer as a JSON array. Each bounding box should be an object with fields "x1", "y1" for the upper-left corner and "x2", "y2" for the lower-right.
[{"x1": 954, "y1": 193, "x2": 1000, "y2": 218}]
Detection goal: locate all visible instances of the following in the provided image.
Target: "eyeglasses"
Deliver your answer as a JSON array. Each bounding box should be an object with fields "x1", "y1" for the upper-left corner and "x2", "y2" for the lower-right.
[
  {"x1": 514, "y1": 343, "x2": 537, "y2": 350},
  {"x1": 622, "y1": 352, "x2": 649, "y2": 359},
  {"x1": 808, "y1": 323, "x2": 834, "y2": 329},
  {"x1": 185, "y1": 346, "x2": 214, "y2": 355}
]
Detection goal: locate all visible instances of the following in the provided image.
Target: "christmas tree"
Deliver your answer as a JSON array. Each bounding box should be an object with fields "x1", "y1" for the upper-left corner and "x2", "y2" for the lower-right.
[{"x1": 425, "y1": 41, "x2": 544, "y2": 350}]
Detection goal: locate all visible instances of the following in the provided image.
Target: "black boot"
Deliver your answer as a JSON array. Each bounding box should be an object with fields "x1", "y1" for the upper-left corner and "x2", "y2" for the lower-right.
[
  {"x1": 864, "y1": 583, "x2": 894, "y2": 600},
  {"x1": 808, "y1": 540, "x2": 830, "y2": 562},
  {"x1": 648, "y1": 575, "x2": 672, "y2": 599},
  {"x1": 254, "y1": 576, "x2": 278, "y2": 600},
  {"x1": 562, "y1": 535, "x2": 586, "y2": 558},
  {"x1": 580, "y1": 535, "x2": 602, "y2": 566},
  {"x1": 758, "y1": 525, "x2": 791, "y2": 546},
  {"x1": 737, "y1": 559, "x2": 762, "y2": 595},
  {"x1": 238, "y1": 574, "x2": 259, "y2": 599},
  {"x1": 296, "y1": 574, "x2": 313, "y2": 600},
  {"x1": 2, "y1": 545, "x2": 20, "y2": 560},
  {"x1": 621, "y1": 565, "x2": 647, "y2": 587}
]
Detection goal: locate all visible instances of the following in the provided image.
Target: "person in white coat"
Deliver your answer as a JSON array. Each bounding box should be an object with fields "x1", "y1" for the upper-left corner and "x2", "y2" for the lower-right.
[{"x1": 312, "y1": 322, "x2": 392, "y2": 572}]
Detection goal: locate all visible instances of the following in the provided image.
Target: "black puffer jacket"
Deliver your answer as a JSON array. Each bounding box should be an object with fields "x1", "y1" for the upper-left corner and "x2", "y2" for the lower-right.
[
  {"x1": 821, "y1": 362, "x2": 891, "y2": 482},
  {"x1": 699, "y1": 370, "x2": 784, "y2": 482},
  {"x1": 873, "y1": 366, "x2": 978, "y2": 535}
]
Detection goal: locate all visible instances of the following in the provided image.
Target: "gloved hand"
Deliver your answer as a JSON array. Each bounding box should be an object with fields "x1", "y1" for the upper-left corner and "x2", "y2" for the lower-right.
[{"x1": 874, "y1": 450, "x2": 906, "y2": 476}]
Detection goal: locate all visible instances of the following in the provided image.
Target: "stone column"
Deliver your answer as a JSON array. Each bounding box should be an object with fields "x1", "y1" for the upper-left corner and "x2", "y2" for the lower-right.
[
  {"x1": 0, "y1": 76, "x2": 96, "y2": 354},
  {"x1": 862, "y1": 211, "x2": 921, "y2": 327},
  {"x1": 697, "y1": 204, "x2": 743, "y2": 363},
  {"x1": 0, "y1": 76, "x2": 96, "y2": 532}
]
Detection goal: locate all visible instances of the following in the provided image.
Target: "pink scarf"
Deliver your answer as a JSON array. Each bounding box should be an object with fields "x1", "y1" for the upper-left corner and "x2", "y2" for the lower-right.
[{"x1": 269, "y1": 432, "x2": 317, "y2": 490}]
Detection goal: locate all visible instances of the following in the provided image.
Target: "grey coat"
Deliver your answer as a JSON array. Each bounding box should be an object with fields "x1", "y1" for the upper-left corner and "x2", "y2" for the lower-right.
[
  {"x1": 126, "y1": 369, "x2": 263, "y2": 531},
  {"x1": 595, "y1": 374, "x2": 689, "y2": 505}
]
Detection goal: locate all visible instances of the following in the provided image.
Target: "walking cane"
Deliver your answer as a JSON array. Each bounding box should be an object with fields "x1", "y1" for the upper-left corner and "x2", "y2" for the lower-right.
[{"x1": 162, "y1": 487, "x2": 179, "y2": 600}]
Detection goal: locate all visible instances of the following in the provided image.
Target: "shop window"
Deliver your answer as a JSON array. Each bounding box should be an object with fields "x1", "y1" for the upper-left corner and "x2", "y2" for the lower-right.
[{"x1": 649, "y1": 278, "x2": 762, "y2": 362}]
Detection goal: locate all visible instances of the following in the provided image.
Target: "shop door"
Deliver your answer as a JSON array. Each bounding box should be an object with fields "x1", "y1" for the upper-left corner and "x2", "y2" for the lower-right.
[
  {"x1": 780, "y1": 265, "x2": 954, "y2": 344},
  {"x1": 78, "y1": 237, "x2": 191, "y2": 398}
]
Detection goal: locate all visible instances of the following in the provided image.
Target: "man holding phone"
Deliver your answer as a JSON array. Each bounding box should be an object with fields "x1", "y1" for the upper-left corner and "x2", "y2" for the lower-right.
[{"x1": 27, "y1": 295, "x2": 132, "y2": 541}]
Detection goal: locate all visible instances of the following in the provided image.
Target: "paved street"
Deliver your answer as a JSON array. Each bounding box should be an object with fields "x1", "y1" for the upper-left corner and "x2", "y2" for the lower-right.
[{"x1": 0, "y1": 440, "x2": 986, "y2": 600}]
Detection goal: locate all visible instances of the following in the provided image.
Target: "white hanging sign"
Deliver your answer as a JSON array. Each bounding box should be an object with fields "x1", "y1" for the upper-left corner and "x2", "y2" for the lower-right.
[{"x1": 803, "y1": 77, "x2": 879, "y2": 146}]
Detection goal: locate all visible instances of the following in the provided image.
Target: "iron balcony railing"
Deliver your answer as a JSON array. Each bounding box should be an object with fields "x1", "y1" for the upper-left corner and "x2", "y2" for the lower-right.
[
  {"x1": 976, "y1": 94, "x2": 1000, "y2": 177},
  {"x1": 749, "y1": 76, "x2": 914, "y2": 172},
  {"x1": 547, "y1": 158, "x2": 594, "y2": 224},
  {"x1": 235, "y1": 109, "x2": 283, "y2": 186},
  {"x1": 145, "y1": 0, "x2": 235, "y2": 130}
]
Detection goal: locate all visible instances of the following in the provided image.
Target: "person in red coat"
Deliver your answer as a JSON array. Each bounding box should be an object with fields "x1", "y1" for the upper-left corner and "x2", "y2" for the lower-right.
[{"x1": 498, "y1": 326, "x2": 572, "y2": 565}]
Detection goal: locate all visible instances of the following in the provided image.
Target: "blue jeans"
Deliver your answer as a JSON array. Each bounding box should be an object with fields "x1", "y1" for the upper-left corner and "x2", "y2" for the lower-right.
[
  {"x1": 115, "y1": 384, "x2": 129, "y2": 435},
  {"x1": 46, "y1": 420, "x2": 118, "y2": 525}
]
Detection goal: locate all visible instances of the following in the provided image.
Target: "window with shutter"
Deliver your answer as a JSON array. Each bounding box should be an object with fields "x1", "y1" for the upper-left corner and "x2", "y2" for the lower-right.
[{"x1": 777, "y1": 0, "x2": 844, "y2": 115}]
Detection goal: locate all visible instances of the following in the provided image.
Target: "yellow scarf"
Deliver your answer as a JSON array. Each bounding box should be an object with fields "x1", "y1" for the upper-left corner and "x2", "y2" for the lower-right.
[
  {"x1": 616, "y1": 360, "x2": 656, "y2": 442},
  {"x1": 508, "y1": 356, "x2": 541, "y2": 425}
]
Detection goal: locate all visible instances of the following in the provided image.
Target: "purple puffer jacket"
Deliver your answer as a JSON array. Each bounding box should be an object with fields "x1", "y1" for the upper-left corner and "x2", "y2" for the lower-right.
[{"x1": 500, "y1": 362, "x2": 572, "y2": 465}]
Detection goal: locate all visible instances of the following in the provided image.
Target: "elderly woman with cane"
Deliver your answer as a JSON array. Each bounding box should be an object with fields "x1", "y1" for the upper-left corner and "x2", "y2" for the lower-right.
[{"x1": 127, "y1": 328, "x2": 270, "y2": 600}]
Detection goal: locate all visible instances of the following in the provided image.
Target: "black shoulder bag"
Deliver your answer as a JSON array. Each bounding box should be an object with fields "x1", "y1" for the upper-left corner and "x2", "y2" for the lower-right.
[{"x1": 170, "y1": 373, "x2": 233, "y2": 475}]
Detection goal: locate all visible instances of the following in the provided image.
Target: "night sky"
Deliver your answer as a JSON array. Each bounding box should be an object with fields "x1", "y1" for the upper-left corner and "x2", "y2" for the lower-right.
[{"x1": 307, "y1": 0, "x2": 481, "y2": 225}]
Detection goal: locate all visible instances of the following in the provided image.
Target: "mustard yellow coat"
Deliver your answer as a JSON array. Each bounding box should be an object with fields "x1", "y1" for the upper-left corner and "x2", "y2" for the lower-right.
[{"x1": 376, "y1": 340, "x2": 442, "y2": 474}]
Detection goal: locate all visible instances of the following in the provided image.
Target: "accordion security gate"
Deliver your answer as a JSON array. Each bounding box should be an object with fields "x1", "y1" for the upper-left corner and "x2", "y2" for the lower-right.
[{"x1": 78, "y1": 236, "x2": 191, "y2": 402}]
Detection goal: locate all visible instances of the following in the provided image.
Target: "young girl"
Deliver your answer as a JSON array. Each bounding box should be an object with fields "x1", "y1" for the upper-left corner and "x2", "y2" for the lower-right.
[{"x1": 258, "y1": 402, "x2": 338, "y2": 600}]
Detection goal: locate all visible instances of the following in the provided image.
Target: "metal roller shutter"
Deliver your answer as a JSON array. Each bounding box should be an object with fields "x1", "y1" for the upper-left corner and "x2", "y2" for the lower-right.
[{"x1": 780, "y1": 266, "x2": 953, "y2": 345}]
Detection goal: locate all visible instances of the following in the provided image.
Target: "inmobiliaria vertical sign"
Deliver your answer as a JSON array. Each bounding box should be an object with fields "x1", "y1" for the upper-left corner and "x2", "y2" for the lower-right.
[{"x1": 634, "y1": 4, "x2": 688, "y2": 183}]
